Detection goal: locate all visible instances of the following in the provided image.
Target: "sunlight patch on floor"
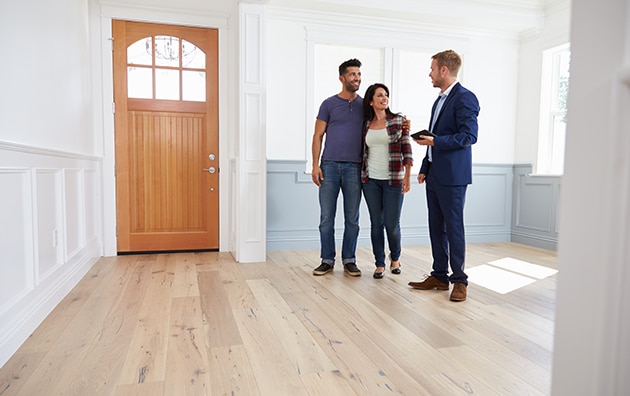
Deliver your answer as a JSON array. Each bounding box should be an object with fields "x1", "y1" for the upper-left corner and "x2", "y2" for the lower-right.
[
  {"x1": 467, "y1": 257, "x2": 558, "y2": 294},
  {"x1": 488, "y1": 257, "x2": 558, "y2": 279}
]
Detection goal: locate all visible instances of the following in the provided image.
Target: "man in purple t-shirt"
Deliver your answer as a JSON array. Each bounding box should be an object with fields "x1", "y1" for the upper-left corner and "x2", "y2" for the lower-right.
[{"x1": 311, "y1": 58, "x2": 365, "y2": 277}]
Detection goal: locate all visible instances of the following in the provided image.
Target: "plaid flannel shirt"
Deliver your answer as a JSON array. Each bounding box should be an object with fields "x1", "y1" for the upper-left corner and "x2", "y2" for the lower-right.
[{"x1": 361, "y1": 113, "x2": 413, "y2": 185}]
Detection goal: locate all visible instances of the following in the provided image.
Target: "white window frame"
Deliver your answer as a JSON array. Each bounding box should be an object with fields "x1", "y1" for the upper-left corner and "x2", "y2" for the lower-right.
[{"x1": 537, "y1": 43, "x2": 570, "y2": 175}]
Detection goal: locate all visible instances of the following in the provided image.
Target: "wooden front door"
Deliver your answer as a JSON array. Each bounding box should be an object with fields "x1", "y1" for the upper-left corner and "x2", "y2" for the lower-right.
[{"x1": 113, "y1": 20, "x2": 219, "y2": 252}]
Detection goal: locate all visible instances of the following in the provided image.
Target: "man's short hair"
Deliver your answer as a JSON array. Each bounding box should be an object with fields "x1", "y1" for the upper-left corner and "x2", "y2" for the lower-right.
[
  {"x1": 339, "y1": 58, "x2": 362, "y2": 76},
  {"x1": 432, "y1": 50, "x2": 462, "y2": 76}
]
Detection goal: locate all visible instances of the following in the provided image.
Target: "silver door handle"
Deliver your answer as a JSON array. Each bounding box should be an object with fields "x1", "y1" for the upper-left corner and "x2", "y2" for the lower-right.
[{"x1": 202, "y1": 167, "x2": 216, "y2": 173}]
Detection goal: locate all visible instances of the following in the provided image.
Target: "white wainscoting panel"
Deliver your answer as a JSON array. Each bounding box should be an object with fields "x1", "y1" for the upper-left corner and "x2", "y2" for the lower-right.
[
  {"x1": 0, "y1": 143, "x2": 103, "y2": 367},
  {"x1": 0, "y1": 169, "x2": 33, "y2": 313},
  {"x1": 63, "y1": 169, "x2": 83, "y2": 261},
  {"x1": 35, "y1": 169, "x2": 62, "y2": 282}
]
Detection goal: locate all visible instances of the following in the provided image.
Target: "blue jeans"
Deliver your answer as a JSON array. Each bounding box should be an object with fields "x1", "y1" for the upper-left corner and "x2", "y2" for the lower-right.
[
  {"x1": 362, "y1": 178, "x2": 404, "y2": 268},
  {"x1": 318, "y1": 161, "x2": 362, "y2": 265}
]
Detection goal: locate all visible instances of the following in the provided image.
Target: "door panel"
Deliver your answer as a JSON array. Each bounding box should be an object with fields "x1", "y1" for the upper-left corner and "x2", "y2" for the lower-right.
[{"x1": 113, "y1": 20, "x2": 219, "y2": 252}]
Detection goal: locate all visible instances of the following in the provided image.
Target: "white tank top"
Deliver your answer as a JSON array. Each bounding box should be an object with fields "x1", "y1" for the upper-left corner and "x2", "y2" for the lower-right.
[{"x1": 365, "y1": 128, "x2": 389, "y2": 180}]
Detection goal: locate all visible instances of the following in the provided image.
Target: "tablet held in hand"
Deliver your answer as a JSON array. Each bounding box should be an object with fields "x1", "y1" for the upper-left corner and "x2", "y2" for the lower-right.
[{"x1": 410, "y1": 129, "x2": 436, "y2": 139}]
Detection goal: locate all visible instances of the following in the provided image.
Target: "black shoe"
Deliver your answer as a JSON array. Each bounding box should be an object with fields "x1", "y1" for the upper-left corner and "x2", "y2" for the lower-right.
[
  {"x1": 313, "y1": 263, "x2": 334, "y2": 276},
  {"x1": 343, "y1": 263, "x2": 362, "y2": 276},
  {"x1": 390, "y1": 255, "x2": 401, "y2": 274},
  {"x1": 373, "y1": 268, "x2": 385, "y2": 279}
]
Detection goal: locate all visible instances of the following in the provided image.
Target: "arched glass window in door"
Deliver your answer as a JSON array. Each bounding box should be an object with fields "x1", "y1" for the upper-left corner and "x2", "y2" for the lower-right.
[{"x1": 126, "y1": 36, "x2": 206, "y2": 102}]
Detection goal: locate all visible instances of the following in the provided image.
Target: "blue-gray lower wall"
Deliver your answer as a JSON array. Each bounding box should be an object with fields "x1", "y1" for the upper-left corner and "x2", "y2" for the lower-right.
[
  {"x1": 267, "y1": 160, "x2": 558, "y2": 251},
  {"x1": 511, "y1": 164, "x2": 560, "y2": 250}
]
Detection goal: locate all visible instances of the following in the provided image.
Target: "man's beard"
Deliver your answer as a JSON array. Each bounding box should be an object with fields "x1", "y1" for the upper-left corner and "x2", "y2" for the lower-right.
[{"x1": 346, "y1": 83, "x2": 359, "y2": 92}]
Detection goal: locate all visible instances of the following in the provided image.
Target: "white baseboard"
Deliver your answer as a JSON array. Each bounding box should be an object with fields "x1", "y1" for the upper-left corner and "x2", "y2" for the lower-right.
[{"x1": 0, "y1": 243, "x2": 101, "y2": 368}]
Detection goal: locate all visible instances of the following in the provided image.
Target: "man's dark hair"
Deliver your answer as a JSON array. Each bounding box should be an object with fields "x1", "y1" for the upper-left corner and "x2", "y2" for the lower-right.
[{"x1": 339, "y1": 58, "x2": 362, "y2": 76}]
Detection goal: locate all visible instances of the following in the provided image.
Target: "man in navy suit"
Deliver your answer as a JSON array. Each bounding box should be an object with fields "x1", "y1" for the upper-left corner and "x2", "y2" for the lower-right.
[{"x1": 408, "y1": 50, "x2": 480, "y2": 302}]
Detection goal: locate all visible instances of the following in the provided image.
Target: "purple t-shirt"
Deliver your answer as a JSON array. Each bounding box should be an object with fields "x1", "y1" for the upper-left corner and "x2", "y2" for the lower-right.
[{"x1": 317, "y1": 95, "x2": 364, "y2": 163}]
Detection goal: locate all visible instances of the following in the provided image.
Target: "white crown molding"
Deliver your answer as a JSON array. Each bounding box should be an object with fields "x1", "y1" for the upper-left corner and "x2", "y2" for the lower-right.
[
  {"x1": 98, "y1": 1, "x2": 230, "y2": 28},
  {"x1": 267, "y1": 0, "x2": 543, "y2": 35}
]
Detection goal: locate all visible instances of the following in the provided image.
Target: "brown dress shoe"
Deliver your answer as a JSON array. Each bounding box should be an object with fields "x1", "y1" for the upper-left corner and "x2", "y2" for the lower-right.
[
  {"x1": 450, "y1": 283, "x2": 467, "y2": 302},
  {"x1": 408, "y1": 275, "x2": 449, "y2": 290}
]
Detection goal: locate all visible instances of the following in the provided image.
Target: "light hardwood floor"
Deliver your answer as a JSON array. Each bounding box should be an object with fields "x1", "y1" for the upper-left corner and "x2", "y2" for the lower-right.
[{"x1": 0, "y1": 242, "x2": 557, "y2": 395}]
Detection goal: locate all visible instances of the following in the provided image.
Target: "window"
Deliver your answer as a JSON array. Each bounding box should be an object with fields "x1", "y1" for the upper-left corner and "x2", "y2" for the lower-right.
[
  {"x1": 538, "y1": 43, "x2": 570, "y2": 174},
  {"x1": 127, "y1": 36, "x2": 206, "y2": 102},
  {"x1": 395, "y1": 50, "x2": 436, "y2": 174}
]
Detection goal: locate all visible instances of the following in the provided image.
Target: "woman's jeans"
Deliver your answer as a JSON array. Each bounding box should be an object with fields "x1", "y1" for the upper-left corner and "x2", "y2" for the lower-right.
[
  {"x1": 362, "y1": 178, "x2": 404, "y2": 268},
  {"x1": 318, "y1": 161, "x2": 362, "y2": 266}
]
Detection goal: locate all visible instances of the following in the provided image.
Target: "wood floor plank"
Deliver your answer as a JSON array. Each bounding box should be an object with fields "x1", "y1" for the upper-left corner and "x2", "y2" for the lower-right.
[
  {"x1": 439, "y1": 345, "x2": 547, "y2": 395},
  {"x1": 428, "y1": 371, "x2": 499, "y2": 396},
  {"x1": 16, "y1": 257, "x2": 153, "y2": 395},
  {"x1": 423, "y1": 304, "x2": 552, "y2": 393},
  {"x1": 209, "y1": 256, "x2": 260, "y2": 311},
  {"x1": 469, "y1": 298, "x2": 555, "y2": 349},
  {"x1": 17, "y1": 257, "x2": 117, "y2": 354},
  {"x1": 316, "y1": 276, "x2": 462, "y2": 370},
  {"x1": 462, "y1": 308, "x2": 553, "y2": 369},
  {"x1": 163, "y1": 296, "x2": 210, "y2": 395},
  {"x1": 0, "y1": 242, "x2": 558, "y2": 395},
  {"x1": 297, "y1": 370, "x2": 358, "y2": 396},
  {"x1": 118, "y1": 255, "x2": 175, "y2": 385},
  {"x1": 207, "y1": 345, "x2": 260, "y2": 395},
  {"x1": 231, "y1": 307, "x2": 308, "y2": 395},
  {"x1": 347, "y1": 275, "x2": 465, "y2": 349},
  {"x1": 285, "y1": 289, "x2": 435, "y2": 395},
  {"x1": 115, "y1": 381, "x2": 165, "y2": 396},
  {"x1": 0, "y1": 351, "x2": 46, "y2": 396},
  {"x1": 246, "y1": 278, "x2": 336, "y2": 374},
  {"x1": 172, "y1": 252, "x2": 200, "y2": 298},
  {"x1": 197, "y1": 270, "x2": 243, "y2": 348}
]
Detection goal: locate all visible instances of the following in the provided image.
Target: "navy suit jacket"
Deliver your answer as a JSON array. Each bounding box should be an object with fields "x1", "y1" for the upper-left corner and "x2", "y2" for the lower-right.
[{"x1": 419, "y1": 82, "x2": 480, "y2": 185}]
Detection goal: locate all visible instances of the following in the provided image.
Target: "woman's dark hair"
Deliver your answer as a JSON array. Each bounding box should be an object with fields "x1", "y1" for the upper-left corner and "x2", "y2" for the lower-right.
[
  {"x1": 338, "y1": 58, "x2": 362, "y2": 75},
  {"x1": 363, "y1": 83, "x2": 395, "y2": 123}
]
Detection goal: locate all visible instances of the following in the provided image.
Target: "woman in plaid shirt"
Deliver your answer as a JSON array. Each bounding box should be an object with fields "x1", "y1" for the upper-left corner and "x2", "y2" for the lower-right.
[{"x1": 361, "y1": 83, "x2": 414, "y2": 279}]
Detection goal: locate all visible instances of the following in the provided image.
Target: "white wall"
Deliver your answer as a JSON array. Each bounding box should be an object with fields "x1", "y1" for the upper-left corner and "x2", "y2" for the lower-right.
[{"x1": 0, "y1": 0, "x2": 94, "y2": 154}]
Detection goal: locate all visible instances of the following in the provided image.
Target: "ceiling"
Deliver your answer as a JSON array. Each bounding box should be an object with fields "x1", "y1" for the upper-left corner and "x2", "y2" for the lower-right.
[{"x1": 267, "y1": 0, "x2": 564, "y2": 34}]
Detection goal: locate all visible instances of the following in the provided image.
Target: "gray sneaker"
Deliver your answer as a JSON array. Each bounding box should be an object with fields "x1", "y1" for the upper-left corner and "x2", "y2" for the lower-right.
[
  {"x1": 313, "y1": 263, "x2": 334, "y2": 276},
  {"x1": 343, "y1": 263, "x2": 361, "y2": 276}
]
